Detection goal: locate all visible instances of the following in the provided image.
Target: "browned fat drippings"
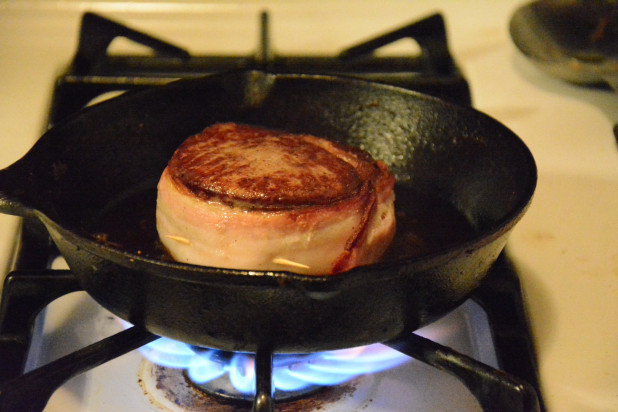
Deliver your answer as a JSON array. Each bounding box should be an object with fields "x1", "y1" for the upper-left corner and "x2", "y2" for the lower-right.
[
  {"x1": 167, "y1": 123, "x2": 382, "y2": 209},
  {"x1": 90, "y1": 185, "x2": 474, "y2": 263}
]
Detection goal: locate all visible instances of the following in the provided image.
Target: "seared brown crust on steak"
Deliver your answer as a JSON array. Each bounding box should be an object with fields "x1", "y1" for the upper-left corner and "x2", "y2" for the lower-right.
[
  {"x1": 168, "y1": 123, "x2": 383, "y2": 209},
  {"x1": 157, "y1": 123, "x2": 396, "y2": 275}
]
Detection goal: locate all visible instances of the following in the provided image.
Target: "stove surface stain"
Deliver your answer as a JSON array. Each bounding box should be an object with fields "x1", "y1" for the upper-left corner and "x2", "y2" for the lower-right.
[{"x1": 138, "y1": 360, "x2": 359, "y2": 411}]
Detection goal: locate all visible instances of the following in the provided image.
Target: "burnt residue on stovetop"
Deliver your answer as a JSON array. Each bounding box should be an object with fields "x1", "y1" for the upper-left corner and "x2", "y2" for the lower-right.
[{"x1": 138, "y1": 361, "x2": 359, "y2": 412}]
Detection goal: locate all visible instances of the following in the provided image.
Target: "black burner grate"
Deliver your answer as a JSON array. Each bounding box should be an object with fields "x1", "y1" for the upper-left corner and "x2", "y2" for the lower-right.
[
  {"x1": 0, "y1": 262, "x2": 542, "y2": 412},
  {"x1": 47, "y1": 11, "x2": 470, "y2": 126}
]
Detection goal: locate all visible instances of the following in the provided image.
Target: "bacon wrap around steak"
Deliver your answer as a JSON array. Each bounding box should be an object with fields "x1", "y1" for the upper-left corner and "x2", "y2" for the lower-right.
[{"x1": 156, "y1": 123, "x2": 396, "y2": 275}]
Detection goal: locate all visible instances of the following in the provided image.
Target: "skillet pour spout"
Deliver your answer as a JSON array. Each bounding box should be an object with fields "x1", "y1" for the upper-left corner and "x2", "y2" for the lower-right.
[{"x1": 0, "y1": 71, "x2": 536, "y2": 353}]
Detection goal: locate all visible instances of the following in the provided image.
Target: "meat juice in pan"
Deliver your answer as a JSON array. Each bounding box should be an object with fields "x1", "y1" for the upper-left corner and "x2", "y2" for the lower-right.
[{"x1": 89, "y1": 184, "x2": 474, "y2": 265}]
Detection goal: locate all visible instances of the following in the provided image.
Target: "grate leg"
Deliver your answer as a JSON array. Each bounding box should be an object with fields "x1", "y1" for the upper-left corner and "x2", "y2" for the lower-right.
[
  {"x1": 386, "y1": 333, "x2": 540, "y2": 412},
  {"x1": 253, "y1": 346, "x2": 275, "y2": 412},
  {"x1": 0, "y1": 327, "x2": 157, "y2": 412}
]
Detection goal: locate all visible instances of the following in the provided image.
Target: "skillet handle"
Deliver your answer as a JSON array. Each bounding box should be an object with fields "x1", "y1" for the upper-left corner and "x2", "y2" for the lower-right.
[{"x1": 0, "y1": 167, "x2": 34, "y2": 218}]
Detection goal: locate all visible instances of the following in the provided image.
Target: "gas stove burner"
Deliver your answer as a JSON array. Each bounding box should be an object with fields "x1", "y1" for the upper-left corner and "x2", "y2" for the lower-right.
[
  {"x1": 190, "y1": 373, "x2": 322, "y2": 403},
  {"x1": 139, "y1": 361, "x2": 361, "y2": 412},
  {"x1": 132, "y1": 334, "x2": 409, "y2": 402},
  {"x1": 0, "y1": 267, "x2": 542, "y2": 411}
]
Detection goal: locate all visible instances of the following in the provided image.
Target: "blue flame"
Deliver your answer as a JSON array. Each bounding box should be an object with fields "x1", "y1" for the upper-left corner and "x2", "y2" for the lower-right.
[
  {"x1": 136, "y1": 336, "x2": 409, "y2": 395},
  {"x1": 139, "y1": 337, "x2": 196, "y2": 368},
  {"x1": 188, "y1": 350, "x2": 226, "y2": 383}
]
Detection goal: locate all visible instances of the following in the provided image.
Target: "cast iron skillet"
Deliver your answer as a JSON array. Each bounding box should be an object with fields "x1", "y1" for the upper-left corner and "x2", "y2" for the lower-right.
[{"x1": 0, "y1": 71, "x2": 536, "y2": 353}]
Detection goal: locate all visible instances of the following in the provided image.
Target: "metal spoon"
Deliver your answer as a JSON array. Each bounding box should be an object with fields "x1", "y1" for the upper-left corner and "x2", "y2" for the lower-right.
[{"x1": 510, "y1": 0, "x2": 618, "y2": 91}]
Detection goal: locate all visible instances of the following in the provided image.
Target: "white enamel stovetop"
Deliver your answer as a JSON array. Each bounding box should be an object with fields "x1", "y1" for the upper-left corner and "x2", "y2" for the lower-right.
[{"x1": 0, "y1": 1, "x2": 617, "y2": 411}]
